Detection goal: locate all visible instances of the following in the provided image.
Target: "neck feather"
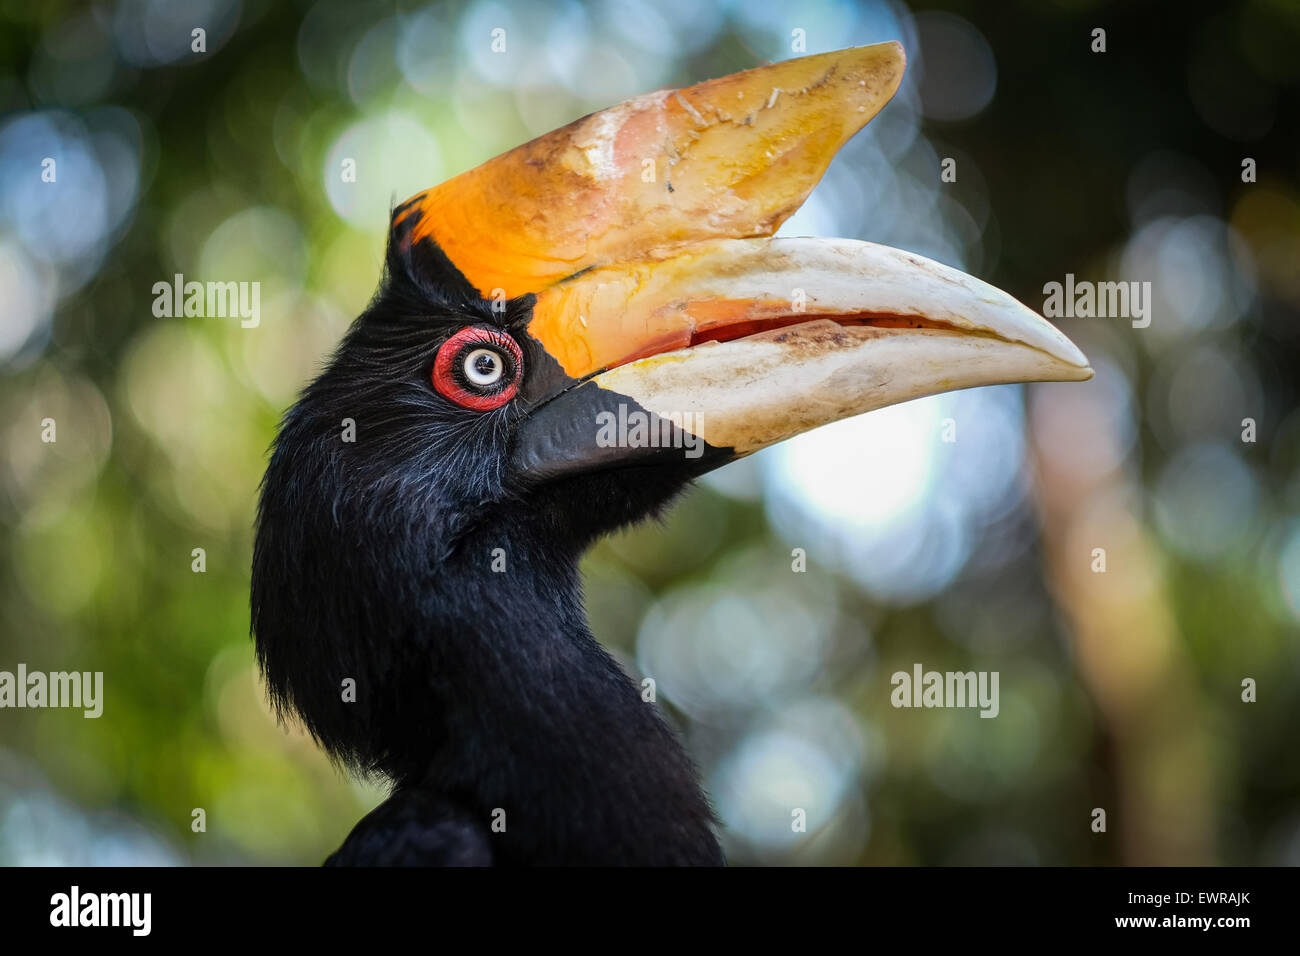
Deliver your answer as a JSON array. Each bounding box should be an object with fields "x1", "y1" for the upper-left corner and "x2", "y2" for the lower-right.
[{"x1": 403, "y1": 538, "x2": 722, "y2": 865}]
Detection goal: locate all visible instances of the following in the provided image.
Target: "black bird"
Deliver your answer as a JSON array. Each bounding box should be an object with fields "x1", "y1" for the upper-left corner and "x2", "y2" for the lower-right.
[{"x1": 251, "y1": 44, "x2": 1091, "y2": 866}]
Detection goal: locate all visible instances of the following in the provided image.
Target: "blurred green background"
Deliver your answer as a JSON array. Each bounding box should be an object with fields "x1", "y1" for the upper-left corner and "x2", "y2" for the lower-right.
[{"x1": 1, "y1": 0, "x2": 1298, "y2": 865}]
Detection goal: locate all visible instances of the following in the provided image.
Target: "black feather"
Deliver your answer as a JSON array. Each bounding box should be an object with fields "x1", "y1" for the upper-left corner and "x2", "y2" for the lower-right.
[{"x1": 252, "y1": 219, "x2": 723, "y2": 865}]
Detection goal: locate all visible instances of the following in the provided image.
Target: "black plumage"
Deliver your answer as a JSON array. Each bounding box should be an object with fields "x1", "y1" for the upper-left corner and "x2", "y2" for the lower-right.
[
  {"x1": 250, "y1": 41, "x2": 1094, "y2": 868},
  {"x1": 252, "y1": 226, "x2": 723, "y2": 866}
]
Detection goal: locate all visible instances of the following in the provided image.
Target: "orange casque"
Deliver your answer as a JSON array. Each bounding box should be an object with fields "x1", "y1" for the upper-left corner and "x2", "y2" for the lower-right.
[{"x1": 392, "y1": 43, "x2": 906, "y2": 380}]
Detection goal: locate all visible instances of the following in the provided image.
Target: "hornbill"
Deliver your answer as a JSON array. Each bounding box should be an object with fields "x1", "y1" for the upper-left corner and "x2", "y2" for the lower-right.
[{"x1": 251, "y1": 43, "x2": 1091, "y2": 866}]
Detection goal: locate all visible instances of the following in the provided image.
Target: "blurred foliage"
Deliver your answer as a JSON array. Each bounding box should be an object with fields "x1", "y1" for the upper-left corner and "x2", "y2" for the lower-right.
[{"x1": 0, "y1": 0, "x2": 1298, "y2": 865}]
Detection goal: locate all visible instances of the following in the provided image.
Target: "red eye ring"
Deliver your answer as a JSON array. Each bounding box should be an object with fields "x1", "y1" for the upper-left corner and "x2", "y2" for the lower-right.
[{"x1": 432, "y1": 327, "x2": 523, "y2": 411}]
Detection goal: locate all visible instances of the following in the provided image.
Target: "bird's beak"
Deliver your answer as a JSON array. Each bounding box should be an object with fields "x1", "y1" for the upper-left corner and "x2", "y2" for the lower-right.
[{"x1": 396, "y1": 43, "x2": 1093, "y2": 482}]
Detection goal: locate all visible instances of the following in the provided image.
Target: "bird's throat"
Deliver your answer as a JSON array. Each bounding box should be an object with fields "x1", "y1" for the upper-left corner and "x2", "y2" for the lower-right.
[{"x1": 408, "y1": 543, "x2": 723, "y2": 865}]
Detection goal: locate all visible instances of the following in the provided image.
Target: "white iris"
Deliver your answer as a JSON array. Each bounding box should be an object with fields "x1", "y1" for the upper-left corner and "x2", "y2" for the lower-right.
[{"x1": 463, "y1": 348, "x2": 504, "y2": 387}]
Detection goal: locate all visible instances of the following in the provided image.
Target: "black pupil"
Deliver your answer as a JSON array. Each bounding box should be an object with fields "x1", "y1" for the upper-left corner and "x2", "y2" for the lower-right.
[{"x1": 474, "y1": 353, "x2": 498, "y2": 375}]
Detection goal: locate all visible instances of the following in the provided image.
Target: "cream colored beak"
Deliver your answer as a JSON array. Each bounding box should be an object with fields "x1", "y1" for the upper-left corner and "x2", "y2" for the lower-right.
[{"x1": 389, "y1": 42, "x2": 1092, "y2": 480}]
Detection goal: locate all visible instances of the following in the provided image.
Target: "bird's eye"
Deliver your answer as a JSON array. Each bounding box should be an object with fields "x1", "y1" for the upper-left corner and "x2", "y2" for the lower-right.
[
  {"x1": 463, "y1": 348, "x2": 504, "y2": 386},
  {"x1": 432, "y1": 326, "x2": 523, "y2": 411}
]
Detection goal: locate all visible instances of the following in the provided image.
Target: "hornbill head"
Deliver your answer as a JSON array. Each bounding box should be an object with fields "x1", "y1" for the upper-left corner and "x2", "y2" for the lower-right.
[{"x1": 252, "y1": 44, "x2": 1090, "y2": 805}]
